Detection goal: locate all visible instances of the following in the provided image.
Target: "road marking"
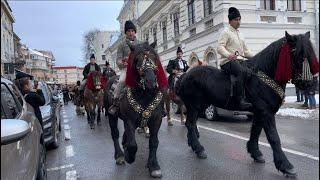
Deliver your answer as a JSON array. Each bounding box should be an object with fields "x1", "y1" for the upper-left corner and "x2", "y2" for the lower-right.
[
  {"x1": 64, "y1": 124, "x2": 70, "y2": 130},
  {"x1": 65, "y1": 130, "x2": 71, "y2": 140},
  {"x1": 171, "y1": 118, "x2": 319, "y2": 161},
  {"x1": 66, "y1": 145, "x2": 74, "y2": 157},
  {"x1": 64, "y1": 119, "x2": 69, "y2": 123},
  {"x1": 66, "y1": 170, "x2": 77, "y2": 180},
  {"x1": 47, "y1": 164, "x2": 74, "y2": 171},
  {"x1": 63, "y1": 115, "x2": 68, "y2": 119}
]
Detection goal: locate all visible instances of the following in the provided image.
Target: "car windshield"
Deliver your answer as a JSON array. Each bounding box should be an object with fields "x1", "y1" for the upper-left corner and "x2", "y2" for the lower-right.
[{"x1": 38, "y1": 82, "x2": 50, "y2": 104}]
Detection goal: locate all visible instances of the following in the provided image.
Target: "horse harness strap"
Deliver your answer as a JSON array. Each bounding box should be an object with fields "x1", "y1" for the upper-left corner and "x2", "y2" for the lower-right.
[
  {"x1": 256, "y1": 71, "x2": 285, "y2": 100},
  {"x1": 127, "y1": 88, "x2": 163, "y2": 127}
]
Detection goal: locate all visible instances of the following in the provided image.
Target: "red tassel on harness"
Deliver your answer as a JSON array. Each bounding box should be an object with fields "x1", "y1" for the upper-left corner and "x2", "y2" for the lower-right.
[
  {"x1": 125, "y1": 53, "x2": 138, "y2": 88},
  {"x1": 310, "y1": 56, "x2": 319, "y2": 75},
  {"x1": 86, "y1": 73, "x2": 95, "y2": 90},
  {"x1": 274, "y1": 43, "x2": 292, "y2": 83},
  {"x1": 125, "y1": 53, "x2": 168, "y2": 90}
]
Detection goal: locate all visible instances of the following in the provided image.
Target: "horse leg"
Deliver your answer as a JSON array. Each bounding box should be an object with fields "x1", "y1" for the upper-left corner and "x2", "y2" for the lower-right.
[
  {"x1": 123, "y1": 120, "x2": 137, "y2": 164},
  {"x1": 165, "y1": 95, "x2": 173, "y2": 126},
  {"x1": 147, "y1": 116, "x2": 162, "y2": 178},
  {"x1": 185, "y1": 107, "x2": 207, "y2": 159},
  {"x1": 85, "y1": 107, "x2": 90, "y2": 124},
  {"x1": 108, "y1": 115, "x2": 125, "y2": 165},
  {"x1": 262, "y1": 112, "x2": 296, "y2": 177},
  {"x1": 247, "y1": 115, "x2": 265, "y2": 163},
  {"x1": 181, "y1": 104, "x2": 186, "y2": 125},
  {"x1": 97, "y1": 106, "x2": 101, "y2": 126},
  {"x1": 90, "y1": 110, "x2": 95, "y2": 129}
]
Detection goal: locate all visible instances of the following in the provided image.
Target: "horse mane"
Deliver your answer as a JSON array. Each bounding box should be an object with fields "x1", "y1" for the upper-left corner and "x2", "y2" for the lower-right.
[{"x1": 246, "y1": 37, "x2": 285, "y2": 78}]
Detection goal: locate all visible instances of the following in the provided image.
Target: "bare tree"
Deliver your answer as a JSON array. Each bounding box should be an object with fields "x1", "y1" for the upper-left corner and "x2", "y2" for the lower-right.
[{"x1": 81, "y1": 29, "x2": 100, "y2": 64}]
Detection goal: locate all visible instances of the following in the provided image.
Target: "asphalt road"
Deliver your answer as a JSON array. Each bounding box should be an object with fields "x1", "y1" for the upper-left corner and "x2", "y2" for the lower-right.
[{"x1": 46, "y1": 103, "x2": 319, "y2": 180}]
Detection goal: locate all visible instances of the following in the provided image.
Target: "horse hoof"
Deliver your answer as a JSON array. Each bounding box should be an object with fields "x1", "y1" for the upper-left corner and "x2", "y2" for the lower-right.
[
  {"x1": 116, "y1": 156, "x2": 125, "y2": 165},
  {"x1": 280, "y1": 167, "x2": 297, "y2": 178},
  {"x1": 196, "y1": 150, "x2": 207, "y2": 159},
  {"x1": 253, "y1": 155, "x2": 265, "y2": 163},
  {"x1": 145, "y1": 133, "x2": 150, "y2": 138},
  {"x1": 137, "y1": 128, "x2": 144, "y2": 133},
  {"x1": 150, "y1": 169, "x2": 162, "y2": 178},
  {"x1": 167, "y1": 121, "x2": 173, "y2": 126}
]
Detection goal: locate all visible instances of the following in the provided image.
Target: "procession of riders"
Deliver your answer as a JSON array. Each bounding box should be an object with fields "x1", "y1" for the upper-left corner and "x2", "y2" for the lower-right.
[{"x1": 72, "y1": 7, "x2": 319, "y2": 178}]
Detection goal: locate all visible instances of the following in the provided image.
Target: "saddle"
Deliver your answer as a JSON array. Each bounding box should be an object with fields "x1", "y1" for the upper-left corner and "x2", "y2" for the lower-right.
[{"x1": 169, "y1": 72, "x2": 184, "y2": 100}]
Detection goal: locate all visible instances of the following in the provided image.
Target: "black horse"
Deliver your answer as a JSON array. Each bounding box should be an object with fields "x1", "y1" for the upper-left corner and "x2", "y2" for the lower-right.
[
  {"x1": 175, "y1": 31, "x2": 318, "y2": 177},
  {"x1": 104, "y1": 42, "x2": 165, "y2": 178}
]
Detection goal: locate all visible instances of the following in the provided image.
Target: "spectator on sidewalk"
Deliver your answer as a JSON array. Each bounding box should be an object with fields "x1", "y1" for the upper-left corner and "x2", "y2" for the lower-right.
[
  {"x1": 295, "y1": 86, "x2": 304, "y2": 102},
  {"x1": 308, "y1": 74, "x2": 319, "y2": 109},
  {"x1": 15, "y1": 76, "x2": 45, "y2": 127}
]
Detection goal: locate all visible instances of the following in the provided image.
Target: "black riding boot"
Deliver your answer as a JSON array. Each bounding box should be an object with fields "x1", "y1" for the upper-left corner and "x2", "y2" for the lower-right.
[
  {"x1": 108, "y1": 98, "x2": 120, "y2": 115},
  {"x1": 235, "y1": 79, "x2": 252, "y2": 110}
]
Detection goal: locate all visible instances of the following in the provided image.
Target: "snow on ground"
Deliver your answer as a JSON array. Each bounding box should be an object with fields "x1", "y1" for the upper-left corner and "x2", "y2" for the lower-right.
[
  {"x1": 277, "y1": 108, "x2": 318, "y2": 119},
  {"x1": 284, "y1": 94, "x2": 319, "y2": 104}
]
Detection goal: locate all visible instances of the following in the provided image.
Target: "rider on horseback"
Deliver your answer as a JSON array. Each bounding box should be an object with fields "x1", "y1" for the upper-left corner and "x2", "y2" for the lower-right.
[
  {"x1": 102, "y1": 61, "x2": 116, "y2": 79},
  {"x1": 108, "y1": 20, "x2": 140, "y2": 115},
  {"x1": 217, "y1": 7, "x2": 253, "y2": 110},
  {"x1": 80, "y1": 54, "x2": 101, "y2": 90},
  {"x1": 166, "y1": 47, "x2": 189, "y2": 90}
]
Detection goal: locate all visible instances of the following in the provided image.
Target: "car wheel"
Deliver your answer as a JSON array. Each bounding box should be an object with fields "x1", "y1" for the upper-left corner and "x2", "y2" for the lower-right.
[
  {"x1": 205, "y1": 105, "x2": 218, "y2": 121},
  {"x1": 36, "y1": 142, "x2": 47, "y2": 180},
  {"x1": 49, "y1": 120, "x2": 59, "y2": 149}
]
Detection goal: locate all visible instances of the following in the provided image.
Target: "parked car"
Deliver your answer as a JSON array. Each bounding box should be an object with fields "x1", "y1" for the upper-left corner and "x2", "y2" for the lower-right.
[
  {"x1": 38, "y1": 81, "x2": 61, "y2": 149},
  {"x1": 1, "y1": 78, "x2": 47, "y2": 179},
  {"x1": 171, "y1": 103, "x2": 252, "y2": 121}
]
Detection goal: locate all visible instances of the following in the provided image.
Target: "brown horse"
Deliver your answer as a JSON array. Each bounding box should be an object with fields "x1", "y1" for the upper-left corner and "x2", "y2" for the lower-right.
[
  {"x1": 164, "y1": 73, "x2": 186, "y2": 126},
  {"x1": 84, "y1": 71, "x2": 106, "y2": 129}
]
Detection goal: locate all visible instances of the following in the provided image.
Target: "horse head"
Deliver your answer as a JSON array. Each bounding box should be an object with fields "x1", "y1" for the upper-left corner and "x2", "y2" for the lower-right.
[
  {"x1": 131, "y1": 42, "x2": 158, "y2": 90},
  {"x1": 285, "y1": 31, "x2": 319, "y2": 90},
  {"x1": 87, "y1": 71, "x2": 105, "y2": 90}
]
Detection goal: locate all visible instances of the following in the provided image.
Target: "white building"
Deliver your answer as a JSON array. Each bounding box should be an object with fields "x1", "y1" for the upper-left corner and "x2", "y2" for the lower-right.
[
  {"x1": 105, "y1": 0, "x2": 154, "y2": 72},
  {"x1": 92, "y1": 31, "x2": 119, "y2": 68},
  {"x1": 28, "y1": 49, "x2": 55, "y2": 81},
  {"x1": 134, "y1": 0, "x2": 319, "y2": 68},
  {"x1": 1, "y1": 0, "x2": 15, "y2": 76}
]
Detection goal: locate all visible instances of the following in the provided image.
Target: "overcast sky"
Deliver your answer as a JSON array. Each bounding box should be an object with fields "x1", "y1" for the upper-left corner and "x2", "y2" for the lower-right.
[{"x1": 9, "y1": 1, "x2": 123, "y2": 67}]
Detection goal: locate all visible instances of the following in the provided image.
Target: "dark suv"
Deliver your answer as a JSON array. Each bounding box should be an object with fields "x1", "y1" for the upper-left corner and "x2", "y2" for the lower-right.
[
  {"x1": 1, "y1": 78, "x2": 46, "y2": 179},
  {"x1": 38, "y1": 81, "x2": 61, "y2": 149}
]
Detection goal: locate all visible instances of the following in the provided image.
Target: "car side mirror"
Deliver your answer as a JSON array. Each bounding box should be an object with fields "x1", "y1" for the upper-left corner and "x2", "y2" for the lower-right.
[{"x1": 1, "y1": 119, "x2": 30, "y2": 145}]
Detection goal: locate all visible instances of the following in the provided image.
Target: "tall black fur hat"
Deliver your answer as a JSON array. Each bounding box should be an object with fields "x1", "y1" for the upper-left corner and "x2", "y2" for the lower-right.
[
  {"x1": 177, "y1": 46, "x2": 183, "y2": 54},
  {"x1": 124, "y1": 20, "x2": 136, "y2": 33},
  {"x1": 90, "y1": 54, "x2": 95, "y2": 59},
  {"x1": 228, "y1": 7, "x2": 241, "y2": 20}
]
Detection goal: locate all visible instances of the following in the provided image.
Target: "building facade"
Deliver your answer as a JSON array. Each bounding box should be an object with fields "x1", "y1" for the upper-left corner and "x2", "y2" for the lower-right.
[
  {"x1": 134, "y1": 0, "x2": 319, "y2": 68},
  {"x1": 1, "y1": 0, "x2": 15, "y2": 76},
  {"x1": 105, "y1": 0, "x2": 154, "y2": 72},
  {"x1": 28, "y1": 49, "x2": 55, "y2": 81},
  {"x1": 53, "y1": 66, "x2": 84, "y2": 85}
]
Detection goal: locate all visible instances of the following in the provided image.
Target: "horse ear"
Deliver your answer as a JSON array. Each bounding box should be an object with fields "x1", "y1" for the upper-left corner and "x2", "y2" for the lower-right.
[
  {"x1": 285, "y1": 31, "x2": 295, "y2": 43},
  {"x1": 150, "y1": 41, "x2": 157, "y2": 49},
  {"x1": 305, "y1": 31, "x2": 310, "y2": 39}
]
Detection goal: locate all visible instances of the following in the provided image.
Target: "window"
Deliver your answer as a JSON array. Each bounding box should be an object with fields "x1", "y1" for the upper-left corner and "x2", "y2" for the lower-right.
[
  {"x1": 145, "y1": 32, "x2": 149, "y2": 42},
  {"x1": 190, "y1": 28, "x2": 196, "y2": 36},
  {"x1": 203, "y1": 0, "x2": 213, "y2": 17},
  {"x1": 188, "y1": 0, "x2": 195, "y2": 25},
  {"x1": 102, "y1": 55, "x2": 106, "y2": 60},
  {"x1": 1, "y1": 84, "x2": 22, "y2": 119},
  {"x1": 205, "y1": 19, "x2": 214, "y2": 29},
  {"x1": 102, "y1": 44, "x2": 104, "y2": 49},
  {"x1": 287, "y1": 0, "x2": 301, "y2": 11},
  {"x1": 260, "y1": 0, "x2": 275, "y2": 10},
  {"x1": 287, "y1": 17, "x2": 302, "y2": 23},
  {"x1": 162, "y1": 20, "x2": 167, "y2": 43},
  {"x1": 260, "y1": 16, "x2": 276, "y2": 22},
  {"x1": 153, "y1": 26, "x2": 157, "y2": 44},
  {"x1": 173, "y1": 12, "x2": 180, "y2": 37}
]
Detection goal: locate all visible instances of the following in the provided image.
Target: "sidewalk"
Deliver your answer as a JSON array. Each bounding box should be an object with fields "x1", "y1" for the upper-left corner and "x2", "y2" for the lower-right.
[{"x1": 277, "y1": 94, "x2": 319, "y2": 119}]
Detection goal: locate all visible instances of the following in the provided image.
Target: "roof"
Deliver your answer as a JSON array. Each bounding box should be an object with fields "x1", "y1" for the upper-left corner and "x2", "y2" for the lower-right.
[{"x1": 28, "y1": 49, "x2": 44, "y2": 56}]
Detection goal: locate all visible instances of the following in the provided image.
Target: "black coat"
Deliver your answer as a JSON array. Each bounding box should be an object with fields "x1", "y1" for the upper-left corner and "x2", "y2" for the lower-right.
[
  {"x1": 25, "y1": 89, "x2": 45, "y2": 127},
  {"x1": 166, "y1": 58, "x2": 189, "y2": 88},
  {"x1": 83, "y1": 63, "x2": 101, "y2": 79}
]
